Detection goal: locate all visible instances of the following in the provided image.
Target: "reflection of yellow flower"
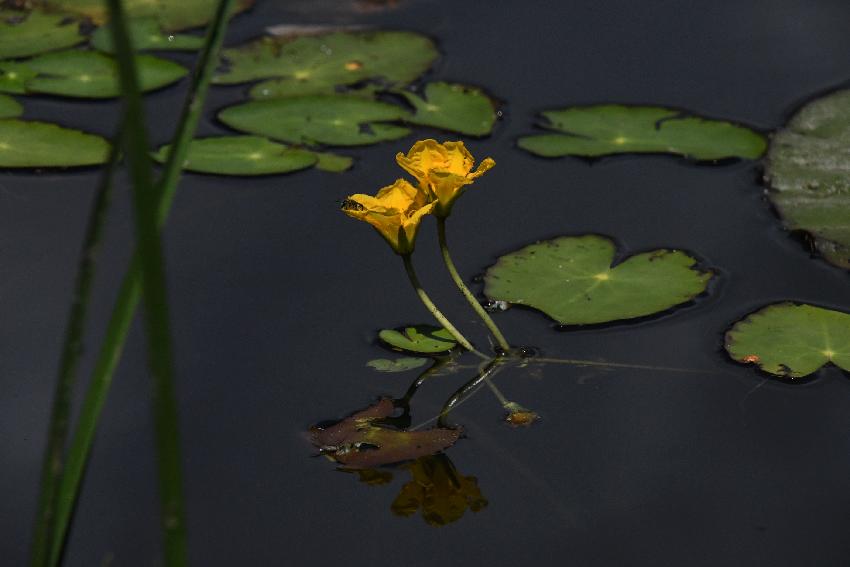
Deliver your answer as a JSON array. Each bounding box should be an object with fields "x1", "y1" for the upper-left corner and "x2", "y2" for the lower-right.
[
  {"x1": 396, "y1": 139, "x2": 495, "y2": 217},
  {"x1": 341, "y1": 178, "x2": 437, "y2": 255}
]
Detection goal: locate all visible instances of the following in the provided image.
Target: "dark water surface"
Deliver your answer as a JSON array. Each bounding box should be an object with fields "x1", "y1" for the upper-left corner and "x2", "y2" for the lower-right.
[{"x1": 3, "y1": 1, "x2": 850, "y2": 565}]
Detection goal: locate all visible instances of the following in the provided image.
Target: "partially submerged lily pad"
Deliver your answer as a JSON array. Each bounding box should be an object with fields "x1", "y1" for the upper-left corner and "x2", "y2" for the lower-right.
[
  {"x1": 725, "y1": 303, "x2": 850, "y2": 378},
  {"x1": 366, "y1": 357, "x2": 428, "y2": 372},
  {"x1": 379, "y1": 325, "x2": 457, "y2": 354},
  {"x1": 0, "y1": 62, "x2": 37, "y2": 94},
  {"x1": 0, "y1": 95, "x2": 22, "y2": 119},
  {"x1": 90, "y1": 17, "x2": 205, "y2": 53},
  {"x1": 18, "y1": 50, "x2": 187, "y2": 98},
  {"x1": 0, "y1": 119, "x2": 109, "y2": 167},
  {"x1": 214, "y1": 30, "x2": 437, "y2": 97},
  {"x1": 518, "y1": 105, "x2": 766, "y2": 160},
  {"x1": 218, "y1": 95, "x2": 410, "y2": 146},
  {"x1": 152, "y1": 136, "x2": 316, "y2": 176},
  {"x1": 764, "y1": 89, "x2": 850, "y2": 269},
  {"x1": 0, "y1": 8, "x2": 85, "y2": 59},
  {"x1": 399, "y1": 82, "x2": 497, "y2": 136},
  {"x1": 483, "y1": 235, "x2": 712, "y2": 325},
  {"x1": 312, "y1": 150, "x2": 353, "y2": 172},
  {"x1": 43, "y1": 0, "x2": 253, "y2": 31}
]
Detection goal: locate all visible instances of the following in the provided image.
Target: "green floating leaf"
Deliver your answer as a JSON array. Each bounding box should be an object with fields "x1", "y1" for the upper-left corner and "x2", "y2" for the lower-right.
[
  {"x1": 19, "y1": 50, "x2": 187, "y2": 98},
  {"x1": 213, "y1": 30, "x2": 437, "y2": 97},
  {"x1": 518, "y1": 104, "x2": 766, "y2": 160},
  {"x1": 313, "y1": 150, "x2": 353, "y2": 172},
  {"x1": 0, "y1": 119, "x2": 109, "y2": 167},
  {"x1": 0, "y1": 8, "x2": 85, "y2": 59},
  {"x1": 43, "y1": 0, "x2": 253, "y2": 31},
  {"x1": 152, "y1": 136, "x2": 316, "y2": 176},
  {"x1": 0, "y1": 95, "x2": 22, "y2": 119},
  {"x1": 379, "y1": 325, "x2": 457, "y2": 354},
  {"x1": 483, "y1": 235, "x2": 712, "y2": 325},
  {"x1": 725, "y1": 303, "x2": 850, "y2": 378},
  {"x1": 367, "y1": 357, "x2": 428, "y2": 373},
  {"x1": 764, "y1": 89, "x2": 850, "y2": 269},
  {"x1": 219, "y1": 94, "x2": 410, "y2": 146},
  {"x1": 90, "y1": 17, "x2": 205, "y2": 53},
  {"x1": 399, "y1": 82, "x2": 497, "y2": 136},
  {"x1": 0, "y1": 62, "x2": 37, "y2": 94}
]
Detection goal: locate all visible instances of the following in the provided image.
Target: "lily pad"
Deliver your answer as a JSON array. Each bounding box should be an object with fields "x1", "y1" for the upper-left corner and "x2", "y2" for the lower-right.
[
  {"x1": 764, "y1": 89, "x2": 850, "y2": 269},
  {"x1": 379, "y1": 325, "x2": 457, "y2": 354},
  {"x1": 0, "y1": 95, "x2": 22, "y2": 119},
  {"x1": 483, "y1": 235, "x2": 712, "y2": 325},
  {"x1": 90, "y1": 17, "x2": 205, "y2": 53},
  {"x1": 213, "y1": 30, "x2": 437, "y2": 97},
  {"x1": 0, "y1": 8, "x2": 85, "y2": 59},
  {"x1": 518, "y1": 105, "x2": 766, "y2": 160},
  {"x1": 43, "y1": 0, "x2": 254, "y2": 31},
  {"x1": 367, "y1": 358, "x2": 428, "y2": 373},
  {"x1": 152, "y1": 136, "x2": 316, "y2": 176},
  {"x1": 218, "y1": 95, "x2": 410, "y2": 146},
  {"x1": 398, "y1": 82, "x2": 497, "y2": 136},
  {"x1": 313, "y1": 151, "x2": 353, "y2": 172},
  {"x1": 725, "y1": 303, "x2": 850, "y2": 378},
  {"x1": 0, "y1": 62, "x2": 37, "y2": 94},
  {"x1": 19, "y1": 50, "x2": 187, "y2": 98},
  {"x1": 0, "y1": 119, "x2": 109, "y2": 167}
]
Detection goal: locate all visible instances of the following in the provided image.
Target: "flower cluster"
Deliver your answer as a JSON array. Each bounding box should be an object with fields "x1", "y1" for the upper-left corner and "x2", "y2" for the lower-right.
[{"x1": 341, "y1": 139, "x2": 495, "y2": 254}]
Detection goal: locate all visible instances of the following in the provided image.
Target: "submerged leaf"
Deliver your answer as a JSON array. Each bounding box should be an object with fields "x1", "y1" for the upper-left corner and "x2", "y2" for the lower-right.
[
  {"x1": 42, "y1": 0, "x2": 253, "y2": 31},
  {"x1": 379, "y1": 325, "x2": 457, "y2": 354},
  {"x1": 764, "y1": 89, "x2": 850, "y2": 269},
  {"x1": 152, "y1": 136, "x2": 316, "y2": 175},
  {"x1": 367, "y1": 357, "x2": 429, "y2": 372},
  {"x1": 90, "y1": 17, "x2": 205, "y2": 52},
  {"x1": 518, "y1": 104, "x2": 766, "y2": 160},
  {"x1": 483, "y1": 235, "x2": 712, "y2": 325},
  {"x1": 0, "y1": 8, "x2": 85, "y2": 59},
  {"x1": 312, "y1": 150, "x2": 353, "y2": 172},
  {"x1": 399, "y1": 82, "x2": 497, "y2": 136},
  {"x1": 0, "y1": 119, "x2": 109, "y2": 167},
  {"x1": 218, "y1": 94, "x2": 410, "y2": 146},
  {"x1": 725, "y1": 303, "x2": 850, "y2": 378},
  {"x1": 0, "y1": 95, "x2": 22, "y2": 119}
]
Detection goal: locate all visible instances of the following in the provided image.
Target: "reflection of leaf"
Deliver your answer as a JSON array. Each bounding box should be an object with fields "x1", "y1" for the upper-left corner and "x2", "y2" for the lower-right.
[
  {"x1": 518, "y1": 104, "x2": 766, "y2": 160},
  {"x1": 399, "y1": 82, "x2": 497, "y2": 136},
  {"x1": 764, "y1": 89, "x2": 850, "y2": 269},
  {"x1": 309, "y1": 399, "x2": 460, "y2": 468},
  {"x1": 152, "y1": 136, "x2": 316, "y2": 176},
  {"x1": 0, "y1": 119, "x2": 110, "y2": 167},
  {"x1": 725, "y1": 303, "x2": 850, "y2": 378},
  {"x1": 0, "y1": 8, "x2": 85, "y2": 59},
  {"x1": 379, "y1": 325, "x2": 457, "y2": 354},
  {"x1": 391, "y1": 454, "x2": 487, "y2": 526},
  {"x1": 366, "y1": 357, "x2": 428, "y2": 372},
  {"x1": 484, "y1": 235, "x2": 712, "y2": 325},
  {"x1": 91, "y1": 17, "x2": 205, "y2": 53}
]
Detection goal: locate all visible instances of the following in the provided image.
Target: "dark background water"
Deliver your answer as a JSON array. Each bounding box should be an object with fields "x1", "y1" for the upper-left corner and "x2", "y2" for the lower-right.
[{"x1": 3, "y1": 0, "x2": 850, "y2": 565}]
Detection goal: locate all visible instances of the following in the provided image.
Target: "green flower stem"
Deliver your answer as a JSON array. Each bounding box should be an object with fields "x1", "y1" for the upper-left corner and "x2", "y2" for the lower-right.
[
  {"x1": 483, "y1": 377, "x2": 510, "y2": 407},
  {"x1": 436, "y1": 217, "x2": 511, "y2": 353},
  {"x1": 29, "y1": 135, "x2": 121, "y2": 567},
  {"x1": 402, "y1": 254, "x2": 486, "y2": 359}
]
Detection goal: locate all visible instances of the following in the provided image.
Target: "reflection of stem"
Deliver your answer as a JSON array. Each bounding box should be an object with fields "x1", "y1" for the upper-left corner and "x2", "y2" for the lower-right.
[
  {"x1": 437, "y1": 218, "x2": 511, "y2": 353},
  {"x1": 398, "y1": 357, "x2": 451, "y2": 406},
  {"x1": 531, "y1": 357, "x2": 716, "y2": 375},
  {"x1": 402, "y1": 254, "x2": 486, "y2": 359},
  {"x1": 438, "y1": 359, "x2": 505, "y2": 427},
  {"x1": 484, "y1": 379, "x2": 510, "y2": 407}
]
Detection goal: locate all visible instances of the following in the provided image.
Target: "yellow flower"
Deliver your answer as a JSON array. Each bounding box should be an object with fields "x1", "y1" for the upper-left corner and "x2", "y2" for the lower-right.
[
  {"x1": 396, "y1": 139, "x2": 495, "y2": 217},
  {"x1": 341, "y1": 178, "x2": 436, "y2": 255}
]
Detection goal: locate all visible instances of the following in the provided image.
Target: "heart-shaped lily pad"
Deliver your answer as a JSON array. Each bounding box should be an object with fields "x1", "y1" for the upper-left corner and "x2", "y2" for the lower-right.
[
  {"x1": 214, "y1": 30, "x2": 437, "y2": 97},
  {"x1": 725, "y1": 303, "x2": 850, "y2": 378},
  {"x1": 18, "y1": 50, "x2": 187, "y2": 98},
  {"x1": 152, "y1": 136, "x2": 317, "y2": 176},
  {"x1": 367, "y1": 357, "x2": 428, "y2": 372},
  {"x1": 764, "y1": 89, "x2": 850, "y2": 269},
  {"x1": 218, "y1": 95, "x2": 410, "y2": 146},
  {"x1": 379, "y1": 325, "x2": 457, "y2": 354},
  {"x1": 0, "y1": 8, "x2": 85, "y2": 59},
  {"x1": 0, "y1": 63, "x2": 37, "y2": 95},
  {"x1": 398, "y1": 82, "x2": 497, "y2": 136},
  {"x1": 0, "y1": 95, "x2": 22, "y2": 119},
  {"x1": 90, "y1": 17, "x2": 205, "y2": 53},
  {"x1": 518, "y1": 105, "x2": 766, "y2": 160},
  {"x1": 0, "y1": 119, "x2": 109, "y2": 167},
  {"x1": 483, "y1": 235, "x2": 712, "y2": 325},
  {"x1": 43, "y1": 0, "x2": 253, "y2": 31}
]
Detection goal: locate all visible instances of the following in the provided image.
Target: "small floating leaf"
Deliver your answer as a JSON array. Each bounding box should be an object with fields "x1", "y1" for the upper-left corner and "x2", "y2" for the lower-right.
[
  {"x1": 764, "y1": 89, "x2": 850, "y2": 269},
  {"x1": 312, "y1": 150, "x2": 353, "y2": 172},
  {"x1": 725, "y1": 303, "x2": 850, "y2": 378},
  {"x1": 379, "y1": 325, "x2": 457, "y2": 354},
  {"x1": 0, "y1": 119, "x2": 109, "y2": 167},
  {"x1": 399, "y1": 82, "x2": 497, "y2": 136},
  {"x1": 152, "y1": 136, "x2": 316, "y2": 175},
  {"x1": 90, "y1": 17, "x2": 205, "y2": 53},
  {"x1": 518, "y1": 104, "x2": 766, "y2": 160},
  {"x1": 219, "y1": 95, "x2": 410, "y2": 146},
  {"x1": 483, "y1": 235, "x2": 712, "y2": 325},
  {"x1": 214, "y1": 30, "x2": 437, "y2": 96},
  {"x1": 0, "y1": 62, "x2": 37, "y2": 94},
  {"x1": 0, "y1": 8, "x2": 85, "y2": 59},
  {"x1": 0, "y1": 95, "x2": 22, "y2": 119},
  {"x1": 43, "y1": 0, "x2": 253, "y2": 31},
  {"x1": 19, "y1": 50, "x2": 187, "y2": 98},
  {"x1": 367, "y1": 357, "x2": 428, "y2": 372}
]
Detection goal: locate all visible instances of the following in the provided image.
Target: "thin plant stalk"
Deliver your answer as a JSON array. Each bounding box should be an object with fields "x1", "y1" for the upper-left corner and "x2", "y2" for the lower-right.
[
  {"x1": 437, "y1": 359, "x2": 504, "y2": 426},
  {"x1": 402, "y1": 254, "x2": 486, "y2": 359},
  {"x1": 436, "y1": 217, "x2": 510, "y2": 353},
  {"x1": 46, "y1": 1, "x2": 236, "y2": 564},
  {"x1": 29, "y1": 136, "x2": 122, "y2": 567}
]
